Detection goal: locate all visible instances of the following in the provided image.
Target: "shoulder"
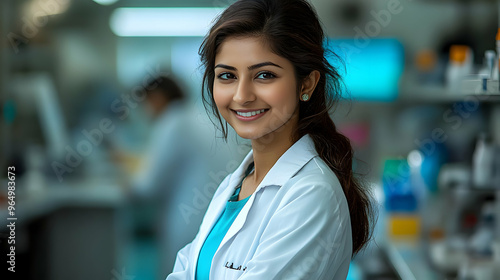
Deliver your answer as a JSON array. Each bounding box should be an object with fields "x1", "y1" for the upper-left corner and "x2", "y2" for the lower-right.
[
  {"x1": 289, "y1": 156, "x2": 343, "y2": 193},
  {"x1": 279, "y1": 156, "x2": 348, "y2": 213}
]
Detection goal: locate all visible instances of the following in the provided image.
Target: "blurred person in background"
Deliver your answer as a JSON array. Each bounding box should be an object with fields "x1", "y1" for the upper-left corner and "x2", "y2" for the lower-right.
[{"x1": 119, "y1": 75, "x2": 213, "y2": 278}]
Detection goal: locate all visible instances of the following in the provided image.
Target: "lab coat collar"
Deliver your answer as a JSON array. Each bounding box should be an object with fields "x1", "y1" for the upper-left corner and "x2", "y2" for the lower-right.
[{"x1": 229, "y1": 133, "x2": 319, "y2": 193}]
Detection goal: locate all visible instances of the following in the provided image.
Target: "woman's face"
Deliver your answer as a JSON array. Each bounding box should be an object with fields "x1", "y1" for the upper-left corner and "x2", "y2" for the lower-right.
[{"x1": 213, "y1": 36, "x2": 300, "y2": 141}]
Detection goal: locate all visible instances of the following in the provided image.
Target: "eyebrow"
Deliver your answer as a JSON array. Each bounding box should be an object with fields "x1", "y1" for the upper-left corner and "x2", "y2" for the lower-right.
[{"x1": 214, "y1": 61, "x2": 283, "y2": 71}]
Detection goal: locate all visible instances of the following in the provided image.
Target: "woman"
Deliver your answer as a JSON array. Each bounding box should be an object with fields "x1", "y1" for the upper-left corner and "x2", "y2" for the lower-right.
[{"x1": 166, "y1": 0, "x2": 373, "y2": 279}]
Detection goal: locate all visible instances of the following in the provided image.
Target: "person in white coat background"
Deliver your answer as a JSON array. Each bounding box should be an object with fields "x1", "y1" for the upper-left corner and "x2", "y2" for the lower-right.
[
  {"x1": 128, "y1": 75, "x2": 214, "y2": 278},
  {"x1": 166, "y1": 0, "x2": 374, "y2": 279}
]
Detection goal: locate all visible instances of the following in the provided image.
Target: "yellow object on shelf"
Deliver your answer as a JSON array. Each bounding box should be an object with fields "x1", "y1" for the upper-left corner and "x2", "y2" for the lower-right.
[
  {"x1": 449, "y1": 45, "x2": 469, "y2": 64},
  {"x1": 388, "y1": 214, "x2": 421, "y2": 237}
]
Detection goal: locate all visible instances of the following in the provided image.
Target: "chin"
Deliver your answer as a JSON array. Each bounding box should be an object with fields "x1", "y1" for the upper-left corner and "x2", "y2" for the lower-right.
[
  {"x1": 235, "y1": 132, "x2": 260, "y2": 140},
  {"x1": 235, "y1": 127, "x2": 280, "y2": 142},
  {"x1": 233, "y1": 129, "x2": 266, "y2": 140}
]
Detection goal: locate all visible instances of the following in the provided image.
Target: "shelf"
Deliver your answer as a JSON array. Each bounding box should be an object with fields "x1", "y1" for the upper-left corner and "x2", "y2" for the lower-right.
[
  {"x1": 0, "y1": 177, "x2": 125, "y2": 226},
  {"x1": 398, "y1": 79, "x2": 500, "y2": 103}
]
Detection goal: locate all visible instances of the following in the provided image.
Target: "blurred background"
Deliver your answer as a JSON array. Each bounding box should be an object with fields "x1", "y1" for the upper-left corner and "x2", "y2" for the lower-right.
[{"x1": 1, "y1": 0, "x2": 500, "y2": 279}]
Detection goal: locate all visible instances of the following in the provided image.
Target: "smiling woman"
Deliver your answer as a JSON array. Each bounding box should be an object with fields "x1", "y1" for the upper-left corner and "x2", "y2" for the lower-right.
[
  {"x1": 213, "y1": 36, "x2": 306, "y2": 142},
  {"x1": 166, "y1": 1, "x2": 374, "y2": 280}
]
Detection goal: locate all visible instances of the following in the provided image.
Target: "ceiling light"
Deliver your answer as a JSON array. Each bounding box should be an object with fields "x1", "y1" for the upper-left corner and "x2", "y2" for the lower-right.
[
  {"x1": 110, "y1": 7, "x2": 224, "y2": 37},
  {"x1": 93, "y1": 0, "x2": 119, "y2": 5}
]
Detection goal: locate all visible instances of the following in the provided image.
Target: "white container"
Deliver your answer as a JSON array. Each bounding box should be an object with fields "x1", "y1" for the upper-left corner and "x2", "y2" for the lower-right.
[
  {"x1": 473, "y1": 134, "x2": 495, "y2": 188},
  {"x1": 496, "y1": 28, "x2": 500, "y2": 89},
  {"x1": 446, "y1": 45, "x2": 473, "y2": 93}
]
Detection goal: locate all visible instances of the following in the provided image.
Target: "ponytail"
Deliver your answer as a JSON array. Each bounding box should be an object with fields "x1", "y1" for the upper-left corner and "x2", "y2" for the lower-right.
[{"x1": 295, "y1": 110, "x2": 374, "y2": 256}]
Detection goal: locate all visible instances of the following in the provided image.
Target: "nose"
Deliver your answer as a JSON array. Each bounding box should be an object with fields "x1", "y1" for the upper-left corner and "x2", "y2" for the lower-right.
[{"x1": 233, "y1": 76, "x2": 256, "y2": 105}]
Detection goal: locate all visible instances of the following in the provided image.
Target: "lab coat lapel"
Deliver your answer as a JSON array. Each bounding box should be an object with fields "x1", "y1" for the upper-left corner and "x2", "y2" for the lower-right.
[
  {"x1": 217, "y1": 193, "x2": 255, "y2": 250},
  {"x1": 191, "y1": 185, "x2": 234, "y2": 278},
  {"x1": 191, "y1": 151, "x2": 255, "y2": 278}
]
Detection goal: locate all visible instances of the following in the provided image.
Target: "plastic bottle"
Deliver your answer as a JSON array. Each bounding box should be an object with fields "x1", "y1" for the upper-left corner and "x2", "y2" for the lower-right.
[
  {"x1": 496, "y1": 28, "x2": 500, "y2": 89},
  {"x1": 446, "y1": 45, "x2": 473, "y2": 93},
  {"x1": 485, "y1": 50, "x2": 496, "y2": 78},
  {"x1": 493, "y1": 59, "x2": 500, "y2": 81},
  {"x1": 478, "y1": 50, "x2": 497, "y2": 91},
  {"x1": 472, "y1": 133, "x2": 495, "y2": 188}
]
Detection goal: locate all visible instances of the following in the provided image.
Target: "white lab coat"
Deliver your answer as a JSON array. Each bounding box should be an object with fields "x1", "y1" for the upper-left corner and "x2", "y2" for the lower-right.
[{"x1": 166, "y1": 134, "x2": 353, "y2": 280}]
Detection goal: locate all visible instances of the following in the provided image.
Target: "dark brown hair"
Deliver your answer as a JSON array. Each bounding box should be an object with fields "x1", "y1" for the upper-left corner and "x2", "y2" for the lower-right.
[
  {"x1": 144, "y1": 75, "x2": 185, "y2": 102},
  {"x1": 199, "y1": 0, "x2": 373, "y2": 256}
]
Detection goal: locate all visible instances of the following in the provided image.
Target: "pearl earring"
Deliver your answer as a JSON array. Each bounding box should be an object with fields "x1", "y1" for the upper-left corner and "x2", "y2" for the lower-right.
[{"x1": 301, "y1": 94, "x2": 309, "y2": 101}]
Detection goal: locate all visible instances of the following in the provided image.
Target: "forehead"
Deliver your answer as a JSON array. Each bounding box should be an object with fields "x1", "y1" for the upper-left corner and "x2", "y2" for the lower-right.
[{"x1": 215, "y1": 36, "x2": 289, "y2": 67}]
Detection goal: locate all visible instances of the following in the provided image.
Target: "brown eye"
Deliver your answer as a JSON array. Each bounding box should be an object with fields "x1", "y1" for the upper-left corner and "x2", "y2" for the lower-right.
[
  {"x1": 256, "y1": 71, "x2": 276, "y2": 80},
  {"x1": 217, "y1": 72, "x2": 236, "y2": 80}
]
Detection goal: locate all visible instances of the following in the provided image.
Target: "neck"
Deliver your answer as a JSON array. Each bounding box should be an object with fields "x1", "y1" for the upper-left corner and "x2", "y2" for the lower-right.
[{"x1": 247, "y1": 113, "x2": 299, "y2": 185}]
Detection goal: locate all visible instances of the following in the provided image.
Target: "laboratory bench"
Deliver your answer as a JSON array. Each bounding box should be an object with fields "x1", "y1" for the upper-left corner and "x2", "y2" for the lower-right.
[{"x1": 0, "y1": 177, "x2": 126, "y2": 280}]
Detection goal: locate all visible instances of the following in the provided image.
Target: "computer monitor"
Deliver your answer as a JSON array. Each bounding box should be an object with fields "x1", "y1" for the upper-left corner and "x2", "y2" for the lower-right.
[{"x1": 10, "y1": 72, "x2": 70, "y2": 160}]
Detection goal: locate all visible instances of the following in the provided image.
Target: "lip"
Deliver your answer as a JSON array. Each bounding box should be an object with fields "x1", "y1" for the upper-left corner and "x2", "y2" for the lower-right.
[
  {"x1": 232, "y1": 109, "x2": 269, "y2": 121},
  {"x1": 233, "y1": 108, "x2": 268, "y2": 112}
]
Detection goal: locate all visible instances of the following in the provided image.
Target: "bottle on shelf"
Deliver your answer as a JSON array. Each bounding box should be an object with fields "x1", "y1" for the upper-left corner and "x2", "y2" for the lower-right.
[
  {"x1": 446, "y1": 45, "x2": 473, "y2": 94},
  {"x1": 496, "y1": 28, "x2": 500, "y2": 90},
  {"x1": 472, "y1": 133, "x2": 495, "y2": 189},
  {"x1": 478, "y1": 50, "x2": 497, "y2": 91}
]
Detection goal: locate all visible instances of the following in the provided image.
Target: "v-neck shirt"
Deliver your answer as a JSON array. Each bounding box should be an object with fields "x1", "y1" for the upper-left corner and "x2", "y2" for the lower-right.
[{"x1": 195, "y1": 162, "x2": 255, "y2": 280}]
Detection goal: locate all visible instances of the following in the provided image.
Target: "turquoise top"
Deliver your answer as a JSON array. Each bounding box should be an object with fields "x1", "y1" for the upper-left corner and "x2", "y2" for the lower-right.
[{"x1": 195, "y1": 162, "x2": 254, "y2": 280}]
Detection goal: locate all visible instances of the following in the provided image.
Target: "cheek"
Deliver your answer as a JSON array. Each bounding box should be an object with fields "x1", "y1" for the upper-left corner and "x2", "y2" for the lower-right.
[
  {"x1": 213, "y1": 85, "x2": 230, "y2": 111},
  {"x1": 265, "y1": 83, "x2": 298, "y2": 108}
]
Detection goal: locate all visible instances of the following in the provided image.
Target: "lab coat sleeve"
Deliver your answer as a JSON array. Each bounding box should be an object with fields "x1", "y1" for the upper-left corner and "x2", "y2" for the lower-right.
[
  {"x1": 240, "y1": 176, "x2": 352, "y2": 280},
  {"x1": 171, "y1": 242, "x2": 192, "y2": 273},
  {"x1": 166, "y1": 238, "x2": 196, "y2": 280}
]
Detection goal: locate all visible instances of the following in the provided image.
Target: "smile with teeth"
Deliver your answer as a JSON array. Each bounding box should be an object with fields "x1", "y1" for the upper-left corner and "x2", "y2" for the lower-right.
[{"x1": 234, "y1": 109, "x2": 267, "y2": 117}]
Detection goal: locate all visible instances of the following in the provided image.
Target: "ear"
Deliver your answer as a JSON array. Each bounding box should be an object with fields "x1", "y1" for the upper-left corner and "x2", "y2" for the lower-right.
[{"x1": 300, "y1": 70, "x2": 320, "y2": 101}]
